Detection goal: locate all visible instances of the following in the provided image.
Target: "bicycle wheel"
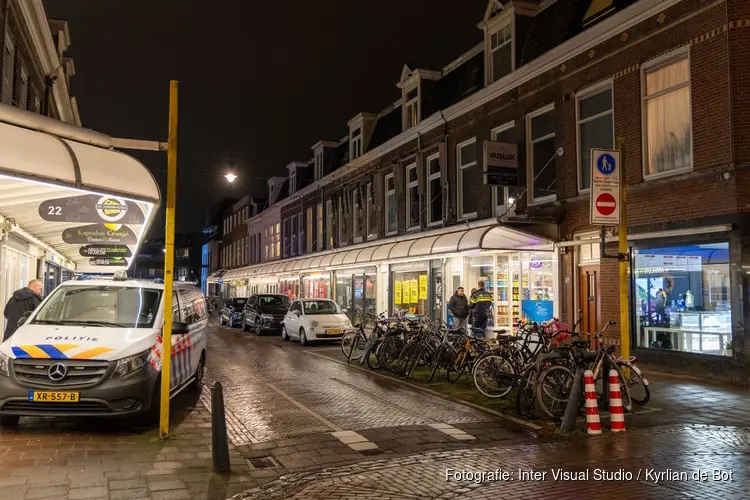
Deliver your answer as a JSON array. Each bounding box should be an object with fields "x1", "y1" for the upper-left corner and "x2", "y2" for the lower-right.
[
  {"x1": 397, "y1": 341, "x2": 418, "y2": 376},
  {"x1": 380, "y1": 337, "x2": 404, "y2": 373},
  {"x1": 347, "y1": 331, "x2": 366, "y2": 364},
  {"x1": 448, "y1": 348, "x2": 470, "y2": 383},
  {"x1": 366, "y1": 342, "x2": 382, "y2": 370},
  {"x1": 473, "y1": 354, "x2": 515, "y2": 399},
  {"x1": 340, "y1": 331, "x2": 355, "y2": 357},
  {"x1": 535, "y1": 364, "x2": 575, "y2": 420},
  {"x1": 428, "y1": 345, "x2": 444, "y2": 382},
  {"x1": 618, "y1": 362, "x2": 650, "y2": 405},
  {"x1": 516, "y1": 374, "x2": 537, "y2": 418}
]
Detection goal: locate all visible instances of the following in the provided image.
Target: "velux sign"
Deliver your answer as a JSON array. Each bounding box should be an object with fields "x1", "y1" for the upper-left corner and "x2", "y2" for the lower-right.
[{"x1": 483, "y1": 141, "x2": 518, "y2": 187}]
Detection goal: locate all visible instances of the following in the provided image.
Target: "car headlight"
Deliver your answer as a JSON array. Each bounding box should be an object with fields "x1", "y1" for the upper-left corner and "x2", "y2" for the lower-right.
[
  {"x1": 111, "y1": 350, "x2": 150, "y2": 379},
  {"x1": 261, "y1": 314, "x2": 274, "y2": 321},
  {"x1": 344, "y1": 318, "x2": 352, "y2": 328},
  {"x1": 0, "y1": 352, "x2": 9, "y2": 377},
  {"x1": 310, "y1": 320, "x2": 319, "y2": 327}
]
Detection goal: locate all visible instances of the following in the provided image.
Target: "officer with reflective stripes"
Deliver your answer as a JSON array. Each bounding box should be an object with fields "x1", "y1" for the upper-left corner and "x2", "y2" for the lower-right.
[{"x1": 469, "y1": 280, "x2": 493, "y2": 338}]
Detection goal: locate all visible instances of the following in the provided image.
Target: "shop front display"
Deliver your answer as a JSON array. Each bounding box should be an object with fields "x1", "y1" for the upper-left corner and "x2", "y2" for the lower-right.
[
  {"x1": 633, "y1": 242, "x2": 731, "y2": 356},
  {"x1": 302, "y1": 272, "x2": 330, "y2": 299},
  {"x1": 334, "y1": 267, "x2": 376, "y2": 324},
  {"x1": 391, "y1": 261, "x2": 428, "y2": 316},
  {"x1": 280, "y1": 277, "x2": 299, "y2": 300}
]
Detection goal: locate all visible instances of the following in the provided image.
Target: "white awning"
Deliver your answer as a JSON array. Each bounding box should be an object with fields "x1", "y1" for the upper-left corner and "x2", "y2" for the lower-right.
[
  {"x1": 235, "y1": 224, "x2": 553, "y2": 279},
  {"x1": 0, "y1": 112, "x2": 160, "y2": 274},
  {"x1": 206, "y1": 269, "x2": 226, "y2": 283}
]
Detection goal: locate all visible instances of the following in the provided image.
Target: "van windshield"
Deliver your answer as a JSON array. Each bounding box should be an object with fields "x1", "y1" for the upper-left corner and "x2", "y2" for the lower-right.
[{"x1": 31, "y1": 286, "x2": 163, "y2": 328}]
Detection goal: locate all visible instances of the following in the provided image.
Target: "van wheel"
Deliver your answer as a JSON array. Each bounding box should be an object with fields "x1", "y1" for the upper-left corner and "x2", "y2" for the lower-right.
[
  {"x1": 0, "y1": 415, "x2": 20, "y2": 426},
  {"x1": 190, "y1": 353, "x2": 205, "y2": 392}
]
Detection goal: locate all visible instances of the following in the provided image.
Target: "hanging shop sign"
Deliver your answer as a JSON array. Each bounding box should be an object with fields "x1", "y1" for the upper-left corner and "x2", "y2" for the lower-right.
[
  {"x1": 62, "y1": 224, "x2": 137, "y2": 245},
  {"x1": 79, "y1": 244, "x2": 132, "y2": 258},
  {"x1": 483, "y1": 141, "x2": 518, "y2": 186},
  {"x1": 589, "y1": 148, "x2": 621, "y2": 225},
  {"x1": 89, "y1": 257, "x2": 128, "y2": 266},
  {"x1": 38, "y1": 194, "x2": 145, "y2": 224}
]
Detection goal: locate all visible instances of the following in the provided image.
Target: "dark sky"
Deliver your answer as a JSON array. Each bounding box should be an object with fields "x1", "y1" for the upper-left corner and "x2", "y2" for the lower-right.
[{"x1": 43, "y1": 1, "x2": 485, "y2": 235}]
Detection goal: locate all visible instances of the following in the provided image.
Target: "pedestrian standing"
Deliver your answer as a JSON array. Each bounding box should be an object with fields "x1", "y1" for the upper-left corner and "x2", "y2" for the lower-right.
[
  {"x1": 448, "y1": 287, "x2": 469, "y2": 330},
  {"x1": 3, "y1": 279, "x2": 43, "y2": 341},
  {"x1": 469, "y1": 281, "x2": 493, "y2": 338}
]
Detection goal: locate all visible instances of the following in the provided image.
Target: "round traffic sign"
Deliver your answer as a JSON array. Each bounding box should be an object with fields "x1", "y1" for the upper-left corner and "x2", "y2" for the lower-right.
[
  {"x1": 596, "y1": 193, "x2": 616, "y2": 216},
  {"x1": 597, "y1": 153, "x2": 616, "y2": 175}
]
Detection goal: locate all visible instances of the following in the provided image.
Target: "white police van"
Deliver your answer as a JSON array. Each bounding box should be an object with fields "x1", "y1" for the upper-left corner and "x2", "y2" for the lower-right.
[{"x1": 0, "y1": 274, "x2": 208, "y2": 424}]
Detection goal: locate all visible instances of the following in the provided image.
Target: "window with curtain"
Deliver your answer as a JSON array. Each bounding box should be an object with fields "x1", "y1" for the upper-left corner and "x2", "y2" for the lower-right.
[
  {"x1": 643, "y1": 55, "x2": 692, "y2": 177},
  {"x1": 577, "y1": 85, "x2": 614, "y2": 191}
]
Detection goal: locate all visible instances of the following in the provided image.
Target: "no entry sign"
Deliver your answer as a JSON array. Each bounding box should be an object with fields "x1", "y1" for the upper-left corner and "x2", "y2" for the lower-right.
[{"x1": 590, "y1": 149, "x2": 621, "y2": 225}]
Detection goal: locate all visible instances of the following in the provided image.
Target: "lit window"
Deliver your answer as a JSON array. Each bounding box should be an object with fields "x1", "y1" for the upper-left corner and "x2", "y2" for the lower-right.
[
  {"x1": 643, "y1": 54, "x2": 692, "y2": 178},
  {"x1": 385, "y1": 173, "x2": 397, "y2": 235},
  {"x1": 457, "y1": 139, "x2": 478, "y2": 219},
  {"x1": 526, "y1": 105, "x2": 557, "y2": 204},
  {"x1": 406, "y1": 163, "x2": 419, "y2": 229},
  {"x1": 317, "y1": 203, "x2": 324, "y2": 251},
  {"x1": 403, "y1": 86, "x2": 419, "y2": 129}
]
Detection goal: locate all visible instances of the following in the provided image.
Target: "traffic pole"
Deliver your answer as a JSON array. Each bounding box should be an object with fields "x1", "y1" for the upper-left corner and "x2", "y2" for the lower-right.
[
  {"x1": 584, "y1": 370, "x2": 601, "y2": 435},
  {"x1": 617, "y1": 137, "x2": 629, "y2": 360},
  {"x1": 608, "y1": 369, "x2": 626, "y2": 432},
  {"x1": 160, "y1": 80, "x2": 179, "y2": 439}
]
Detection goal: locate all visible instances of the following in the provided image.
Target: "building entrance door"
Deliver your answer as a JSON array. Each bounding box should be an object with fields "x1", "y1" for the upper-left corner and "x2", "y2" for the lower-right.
[{"x1": 579, "y1": 266, "x2": 600, "y2": 347}]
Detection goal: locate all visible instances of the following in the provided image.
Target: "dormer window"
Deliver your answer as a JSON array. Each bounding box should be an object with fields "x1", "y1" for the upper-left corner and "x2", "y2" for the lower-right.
[
  {"x1": 489, "y1": 23, "x2": 512, "y2": 82},
  {"x1": 315, "y1": 151, "x2": 324, "y2": 180},
  {"x1": 403, "y1": 86, "x2": 419, "y2": 129},
  {"x1": 351, "y1": 128, "x2": 362, "y2": 160},
  {"x1": 290, "y1": 168, "x2": 297, "y2": 195},
  {"x1": 482, "y1": 0, "x2": 515, "y2": 85}
]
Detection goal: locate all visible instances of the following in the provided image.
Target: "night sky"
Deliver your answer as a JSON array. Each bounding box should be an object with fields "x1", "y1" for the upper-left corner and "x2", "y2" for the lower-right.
[{"x1": 43, "y1": 1, "x2": 485, "y2": 235}]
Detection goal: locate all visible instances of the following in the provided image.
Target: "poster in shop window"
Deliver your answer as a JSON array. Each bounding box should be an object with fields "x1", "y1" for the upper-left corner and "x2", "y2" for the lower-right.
[
  {"x1": 409, "y1": 279, "x2": 419, "y2": 303},
  {"x1": 419, "y1": 275, "x2": 428, "y2": 300},
  {"x1": 394, "y1": 281, "x2": 402, "y2": 304}
]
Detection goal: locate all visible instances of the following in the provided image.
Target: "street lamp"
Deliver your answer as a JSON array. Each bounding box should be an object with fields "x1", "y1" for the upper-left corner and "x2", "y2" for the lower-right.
[{"x1": 224, "y1": 172, "x2": 237, "y2": 183}]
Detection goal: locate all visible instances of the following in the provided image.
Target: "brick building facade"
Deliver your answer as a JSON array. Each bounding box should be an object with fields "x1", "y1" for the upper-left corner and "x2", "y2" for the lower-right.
[{"x1": 215, "y1": 0, "x2": 750, "y2": 382}]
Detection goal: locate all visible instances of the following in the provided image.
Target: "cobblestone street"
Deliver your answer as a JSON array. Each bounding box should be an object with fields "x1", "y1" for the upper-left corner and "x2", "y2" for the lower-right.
[{"x1": 1, "y1": 322, "x2": 749, "y2": 499}]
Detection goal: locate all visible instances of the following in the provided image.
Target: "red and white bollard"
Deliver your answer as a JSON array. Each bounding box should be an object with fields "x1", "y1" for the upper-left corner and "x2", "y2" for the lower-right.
[
  {"x1": 608, "y1": 369, "x2": 626, "y2": 432},
  {"x1": 584, "y1": 370, "x2": 601, "y2": 435}
]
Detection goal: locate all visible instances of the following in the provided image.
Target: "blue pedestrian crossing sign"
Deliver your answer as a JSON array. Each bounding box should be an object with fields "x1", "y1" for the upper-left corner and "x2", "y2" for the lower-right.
[
  {"x1": 597, "y1": 153, "x2": 617, "y2": 175},
  {"x1": 590, "y1": 148, "x2": 621, "y2": 226}
]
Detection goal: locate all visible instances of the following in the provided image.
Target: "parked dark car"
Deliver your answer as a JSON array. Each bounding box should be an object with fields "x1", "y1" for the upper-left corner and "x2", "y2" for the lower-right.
[
  {"x1": 242, "y1": 294, "x2": 291, "y2": 334},
  {"x1": 219, "y1": 297, "x2": 248, "y2": 328}
]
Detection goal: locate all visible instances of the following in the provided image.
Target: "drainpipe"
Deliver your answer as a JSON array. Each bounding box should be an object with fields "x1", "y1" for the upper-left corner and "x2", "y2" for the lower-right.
[{"x1": 0, "y1": 0, "x2": 10, "y2": 99}]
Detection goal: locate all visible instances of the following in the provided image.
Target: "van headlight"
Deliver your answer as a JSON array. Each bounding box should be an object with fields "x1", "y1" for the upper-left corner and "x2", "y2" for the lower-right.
[
  {"x1": 0, "y1": 352, "x2": 9, "y2": 377},
  {"x1": 111, "y1": 350, "x2": 150, "y2": 379}
]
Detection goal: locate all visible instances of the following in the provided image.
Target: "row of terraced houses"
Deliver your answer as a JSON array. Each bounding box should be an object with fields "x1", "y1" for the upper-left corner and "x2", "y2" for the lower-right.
[{"x1": 203, "y1": 0, "x2": 750, "y2": 384}]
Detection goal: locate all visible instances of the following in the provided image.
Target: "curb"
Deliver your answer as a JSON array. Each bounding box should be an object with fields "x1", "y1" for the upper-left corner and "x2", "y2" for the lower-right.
[{"x1": 303, "y1": 349, "x2": 547, "y2": 438}]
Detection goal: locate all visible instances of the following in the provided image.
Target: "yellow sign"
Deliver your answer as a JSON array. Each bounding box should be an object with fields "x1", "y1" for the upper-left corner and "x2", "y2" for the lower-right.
[
  {"x1": 394, "y1": 281, "x2": 402, "y2": 304},
  {"x1": 419, "y1": 275, "x2": 427, "y2": 300},
  {"x1": 409, "y1": 279, "x2": 419, "y2": 303}
]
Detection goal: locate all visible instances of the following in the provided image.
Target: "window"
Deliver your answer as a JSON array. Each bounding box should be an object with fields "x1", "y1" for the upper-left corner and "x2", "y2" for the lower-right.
[
  {"x1": 353, "y1": 187, "x2": 363, "y2": 243},
  {"x1": 405, "y1": 163, "x2": 419, "y2": 229},
  {"x1": 338, "y1": 195, "x2": 348, "y2": 246},
  {"x1": 403, "y1": 86, "x2": 419, "y2": 130},
  {"x1": 317, "y1": 203, "x2": 324, "y2": 251},
  {"x1": 491, "y1": 122, "x2": 518, "y2": 215},
  {"x1": 351, "y1": 128, "x2": 362, "y2": 160},
  {"x1": 633, "y1": 242, "x2": 731, "y2": 357},
  {"x1": 326, "y1": 199, "x2": 334, "y2": 249},
  {"x1": 283, "y1": 218, "x2": 289, "y2": 257},
  {"x1": 457, "y1": 138, "x2": 478, "y2": 219},
  {"x1": 577, "y1": 83, "x2": 614, "y2": 191},
  {"x1": 426, "y1": 153, "x2": 442, "y2": 226},
  {"x1": 276, "y1": 222, "x2": 281, "y2": 258},
  {"x1": 290, "y1": 215, "x2": 297, "y2": 256},
  {"x1": 14, "y1": 63, "x2": 28, "y2": 110},
  {"x1": 385, "y1": 173, "x2": 397, "y2": 235},
  {"x1": 489, "y1": 23, "x2": 513, "y2": 83},
  {"x1": 643, "y1": 53, "x2": 692, "y2": 178},
  {"x1": 306, "y1": 207, "x2": 313, "y2": 252},
  {"x1": 1, "y1": 34, "x2": 14, "y2": 105},
  {"x1": 526, "y1": 104, "x2": 557, "y2": 204},
  {"x1": 366, "y1": 182, "x2": 377, "y2": 240},
  {"x1": 290, "y1": 168, "x2": 297, "y2": 195},
  {"x1": 315, "y1": 152, "x2": 324, "y2": 180}
]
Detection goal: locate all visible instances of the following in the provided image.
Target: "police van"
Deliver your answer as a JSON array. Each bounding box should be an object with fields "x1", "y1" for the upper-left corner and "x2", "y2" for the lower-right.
[{"x1": 0, "y1": 274, "x2": 208, "y2": 424}]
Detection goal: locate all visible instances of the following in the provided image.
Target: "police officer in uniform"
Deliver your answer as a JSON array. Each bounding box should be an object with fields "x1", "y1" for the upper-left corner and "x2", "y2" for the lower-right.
[{"x1": 469, "y1": 280, "x2": 493, "y2": 338}]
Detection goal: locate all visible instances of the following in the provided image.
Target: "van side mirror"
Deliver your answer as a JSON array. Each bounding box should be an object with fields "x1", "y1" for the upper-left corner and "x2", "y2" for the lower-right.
[
  {"x1": 172, "y1": 321, "x2": 190, "y2": 335},
  {"x1": 17, "y1": 311, "x2": 32, "y2": 327}
]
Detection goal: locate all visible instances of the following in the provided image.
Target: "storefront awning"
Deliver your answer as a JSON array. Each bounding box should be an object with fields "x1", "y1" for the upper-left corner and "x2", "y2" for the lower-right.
[
  {"x1": 229, "y1": 223, "x2": 553, "y2": 280},
  {"x1": 206, "y1": 269, "x2": 226, "y2": 283},
  {"x1": 0, "y1": 113, "x2": 160, "y2": 274}
]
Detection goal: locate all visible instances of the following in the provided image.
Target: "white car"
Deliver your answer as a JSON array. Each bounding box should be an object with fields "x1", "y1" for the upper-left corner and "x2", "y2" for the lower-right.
[{"x1": 282, "y1": 299, "x2": 353, "y2": 346}]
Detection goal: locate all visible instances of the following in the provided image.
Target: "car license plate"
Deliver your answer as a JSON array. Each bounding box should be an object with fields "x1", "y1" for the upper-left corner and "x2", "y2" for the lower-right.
[
  {"x1": 325, "y1": 329, "x2": 342, "y2": 336},
  {"x1": 28, "y1": 391, "x2": 80, "y2": 403}
]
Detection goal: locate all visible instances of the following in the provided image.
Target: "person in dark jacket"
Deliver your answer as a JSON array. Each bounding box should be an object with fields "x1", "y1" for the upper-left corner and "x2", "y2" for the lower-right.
[
  {"x1": 3, "y1": 280, "x2": 42, "y2": 341},
  {"x1": 448, "y1": 287, "x2": 469, "y2": 330},
  {"x1": 469, "y1": 281, "x2": 493, "y2": 338}
]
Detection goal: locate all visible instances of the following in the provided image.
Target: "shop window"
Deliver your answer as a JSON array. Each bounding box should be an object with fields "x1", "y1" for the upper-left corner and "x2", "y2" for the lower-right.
[
  {"x1": 457, "y1": 138, "x2": 478, "y2": 219},
  {"x1": 633, "y1": 242, "x2": 731, "y2": 356},
  {"x1": 426, "y1": 153, "x2": 442, "y2": 226},
  {"x1": 385, "y1": 173, "x2": 397, "y2": 235},
  {"x1": 577, "y1": 83, "x2": 614, "y2": 192},
  {"x1": 491, "y1": 122, "x2": 518, "y2": 216},
  {"x1": 302, "y1": 273, "x2": 330, "y2": 299},
  {"x1": 391, "y1": 263, "x2": 428, "y2": 316},
  {"x1": 317, "y1": 203, "x2": 324, "y2": 251},
  {"x1": 406, "y1": 163, "x2": 419, "y2": 230},
  {"x1": 526, "y1": 104, "x2": 557, "y2": 204},
  {"x1": 334, "y1": 268, "x2": 376, "y2": 325},
  {"x1": 642, "y1": 51, "x2": 692, "y2": 178},
  {"x1": 366, "y1": 182, "x2": 377, "y2": 240}
]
